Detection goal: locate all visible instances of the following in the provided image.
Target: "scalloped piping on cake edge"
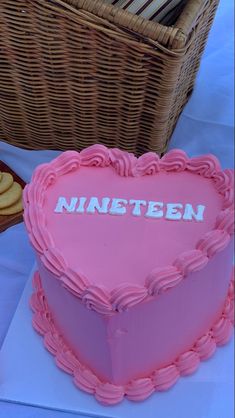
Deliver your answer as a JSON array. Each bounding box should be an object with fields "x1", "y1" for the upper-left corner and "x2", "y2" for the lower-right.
[
  {"x1": 23, "y1": 145, "x2": 235, "y2": 315},
  {"x1": 31, "y1": 270, "x2": 234, "y2": 406}
]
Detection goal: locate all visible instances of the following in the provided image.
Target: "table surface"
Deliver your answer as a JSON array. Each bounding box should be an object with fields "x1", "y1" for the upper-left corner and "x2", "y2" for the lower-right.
[{"x1": 0, "y1": 0, "x2": 234, "y2": 416}]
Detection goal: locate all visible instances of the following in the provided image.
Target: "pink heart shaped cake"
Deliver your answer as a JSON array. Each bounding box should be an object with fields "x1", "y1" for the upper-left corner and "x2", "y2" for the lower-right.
[{"x1": 24, "y1": 146, "x2": 234, "y2": 405}]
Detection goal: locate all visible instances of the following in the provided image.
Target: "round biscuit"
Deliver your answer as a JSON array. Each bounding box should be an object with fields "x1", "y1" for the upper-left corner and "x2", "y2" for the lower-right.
[
  {"x1": 0, "y1": 172, "x2": 14, "y2": 194},
  {"x1": 0, "y1": 182, "x2": 22, "y2": 209},
  {"x1": 0, "y1": 196, "x2": 23, "y2": 215}
]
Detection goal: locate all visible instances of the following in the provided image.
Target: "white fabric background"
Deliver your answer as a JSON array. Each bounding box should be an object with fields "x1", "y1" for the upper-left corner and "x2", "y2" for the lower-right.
[{"x1": 0, "y1": 0, "x2": 234, "y2": 416}]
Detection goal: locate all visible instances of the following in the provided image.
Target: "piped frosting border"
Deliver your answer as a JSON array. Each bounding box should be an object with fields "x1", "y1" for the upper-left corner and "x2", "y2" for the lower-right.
[
  {"x1": 23, "y1": 146, "x2": 234, "y2": 315},
  {"x1": 31, "y1": 271, "x2": 234, "y2": 405}
]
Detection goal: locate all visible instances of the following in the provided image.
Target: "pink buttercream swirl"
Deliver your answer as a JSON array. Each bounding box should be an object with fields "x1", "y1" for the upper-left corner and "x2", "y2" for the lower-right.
[
  {"x1": 24, "y1": 182, "x2": 44, "y2": 208},
  {"x1": 125, "y1": 378, "x2": 155, "y2": 401},
  {"x1": 23, "y1": 146, "x2": 234, "y2": 315},
  {"x1": 212, "y1": 169, "x2": 234, "y2": 196},
  {"x1": 212, "y1": 317, "x2": 234, "y2": 345},
  {"x1": 196, "y1": 230, "x2": 231, "y2": 257},
  {"x1": 135, "y1": 152, "x2": 160, "y2": 175},
  {"x1": 41, "y1": 246, "x2": 67, "y2": 277},
  {"x1": 23, "y1": 189, "x2": 53, "y2": 254},
  {"x1": 80, "y1": 144, "x2": 111, "y2": 167},
  {"x1": 146, "y1": 266, "x2": 183, "y2": 296},
  {"x1": 110, "y1": 148, "x2": 137, "y2": 176},
  {"x1": 31, "y1": 272, "x2": 234, "y2": 405},
  {"x1": 222, "y1": 169, "x2": 234, "y2": 208},
  {"x1": 152, "y1": 364, "x2": 179, "y2": 391},
  {"x1": 95, "y1": 383, "x2": 124, "y2": 405},
  {"x1": 186, "y1": 154, "x2": 221, "y2": 177},
  {"x1": 44, "y1": 332, "x2": 62, "y2": 356},
  {"x1": 31, "y1": 163, "x2": 57, "y2": 189},
  {"x1": 82, "y1": 285, "x2": 113, "y2": 315},
  {"x1": 176, "y1": 350, "x2": 200, "y2": 376},
  {"x1": 56, "y1": 350, "x2": 81, "y2": 374},
  {"x1": 160, "y1": 149, "x2": 188, "y2": 171},
  {"x1": 74, "y1": 368, "x2": 100, "y2": 394},
  {"x1": 61, "y1": 267, "x2": 89, "y2": 298},
  {"x1": 51, "y1": 151, "x2": 81, "y2": 175},
  {"x1": 212, "y1": 170, "x2": 228, "y2": 190},
  {"x1": 110, "y1": 284, "x2": 148, "y2": 312},
  {"x1": 215, "y1": 208, "x2": 235, "y2": 235},
  {"x1": 173, "y1": 249, "x2": 209, "y2": 276},
  {"x1": 223, "y1": 287, "x2": 234, "y2": 324},
  {"x1": 194, "y1": 333, "x2": 216, "y2": 360},
  {"x1": 211, "y1": 168, "x2": 234, "y2": 209}
]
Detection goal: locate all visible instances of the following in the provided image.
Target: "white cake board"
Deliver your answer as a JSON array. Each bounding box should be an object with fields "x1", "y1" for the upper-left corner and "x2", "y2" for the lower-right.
[{"x1": 0, "y1": 265, "x2": 234, "y2": 418}]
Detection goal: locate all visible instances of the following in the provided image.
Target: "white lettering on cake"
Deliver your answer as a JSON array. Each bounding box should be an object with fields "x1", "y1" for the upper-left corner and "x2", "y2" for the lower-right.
[
  {"x1": 145, "y1": 201, "x2": 163, "y2": 218},
  {"x1": 86, "y1": 197, "x2": 110, "y2": 214},
  {"x1": 76, "y1": 197, "x2": 87, "y2": 213},
  {"x1": 110, "y1": 198, "x2": 128, "y2": 215},
  {"x1": 166, "y1": 203, "x2": 183, "y2": 220},
  {"x1": 129, "y1": 199, "x2": 147, "y2": 216},
  {"x1": 183, "y1": 203, "x2": 205, "y2": 221},
  {"x1": 54, "y1": 196, "x2": 206, "y2": 222},
  {"x1": 54, "y1": 197, "x2": 78, "y2": 213}
]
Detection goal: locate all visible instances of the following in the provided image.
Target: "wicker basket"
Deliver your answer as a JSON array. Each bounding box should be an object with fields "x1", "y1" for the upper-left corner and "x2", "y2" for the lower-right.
[{"x1": 0, "y1": 0, "x2": 219, "y2": 155}]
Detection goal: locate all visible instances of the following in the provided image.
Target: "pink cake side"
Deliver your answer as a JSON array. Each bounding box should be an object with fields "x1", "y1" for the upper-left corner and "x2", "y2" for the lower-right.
[
  {"x1": 36, "y1": 243, "x2": 233, "y2": 387},
  {"x1": 31, "y1": 269, "x2": 234, "y2": 405}
]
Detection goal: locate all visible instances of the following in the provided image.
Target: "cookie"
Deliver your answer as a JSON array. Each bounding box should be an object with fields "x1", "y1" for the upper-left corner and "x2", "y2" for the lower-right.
[
  {"x1": 0, "y1": 196, "x2": 23, "y2": 215},
  {"x1": 0, "y1": 172, "x2": 14, "y2": 194},
  {"x1": 0, "y1": 182, "x2": 22, "y2": 209}
]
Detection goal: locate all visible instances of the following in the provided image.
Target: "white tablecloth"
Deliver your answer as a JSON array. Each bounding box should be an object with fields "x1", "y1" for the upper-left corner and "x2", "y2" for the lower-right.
[{"x1": 0, "y1": 0, "x2": 234, "y2": 416}]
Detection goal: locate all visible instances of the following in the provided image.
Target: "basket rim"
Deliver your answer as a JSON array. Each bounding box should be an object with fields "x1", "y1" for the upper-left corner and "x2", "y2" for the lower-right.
[{"x1": 30, "y1": 0, "x2": 213, "y2": 50}]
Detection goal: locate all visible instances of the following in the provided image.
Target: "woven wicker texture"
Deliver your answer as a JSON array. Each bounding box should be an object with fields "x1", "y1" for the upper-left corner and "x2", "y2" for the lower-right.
[{"x1": 0, "y1": 0, "x2": 219, "y2": 155}]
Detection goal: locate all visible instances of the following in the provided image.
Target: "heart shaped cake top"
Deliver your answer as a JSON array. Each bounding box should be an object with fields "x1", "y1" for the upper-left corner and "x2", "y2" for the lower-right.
[{"x1": 23, "y1": 146, "x2": 234, "y2": 314}]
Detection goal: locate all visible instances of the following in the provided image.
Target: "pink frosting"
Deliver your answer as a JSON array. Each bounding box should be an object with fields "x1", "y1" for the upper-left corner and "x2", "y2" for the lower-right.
[
  {"x1": 82, "y1": 285, "x2": 112, "y2": 315},
  {"x1": 160, "y1": 149, "x2": 188, "y2": 171},
  {"x1": 109, "y1": 148, "x2": 137, "y2": 176},
  {"x1": 212, "y1": 317, "x2": 234, "y2": 345},
  {"x1": 152, "y1": 365, "x2": 180, "y2": 391},
  {"x1": 215, "y1": 208, "x2": 234, "y2": 235},
  {"x1": 173, "y1": 249, "x2": 209, "y2": 276},
  {"x1": 196, "y1": 230, "x2": 231, "y2": 257},
  {"x1": 74, "y1": 368, "x2": 100, "y2": 394},
  {"x1": 194, "y1": 333, "x2": 217, "y2": 360},
  {"x1": 176, "y1": 350, "x2": 200, "y2": 376},
  {"x1": 146, "y1": 266, "x2": 183, "y2": 296},
  {"x1": 125, "y1": 378, "x2": 155, "y2": 401},
  {"x1": 95, "y1": 383, "x2": 124, "y2": 405},
  {"x1": 110, "y1": 284, "x2": 148, "y2": 311},
  {"x1": 56, "y1": 351, "x2": 80, "y2": 374},
  {"x1": 23, "y1": 146, "x2": 234, "y2": 315},
  {"x1": 135, "y1": 152, "x2": 160, "y2": 175},
  {"x1": 30, "y1": 271, "x2": 234, "y2": 405},
  {"x1": 186, "y1": 154, "x2": 221, "y2": 177},
  {"x1": 80, "y1": 145, "x2": 110, "y2": 167},
  {"x1": 52, "y1": 151, "x2": 81, "y2": 175},
  {"x1": 61, "y1": 267, "x2": 89, "y2": 297}
]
